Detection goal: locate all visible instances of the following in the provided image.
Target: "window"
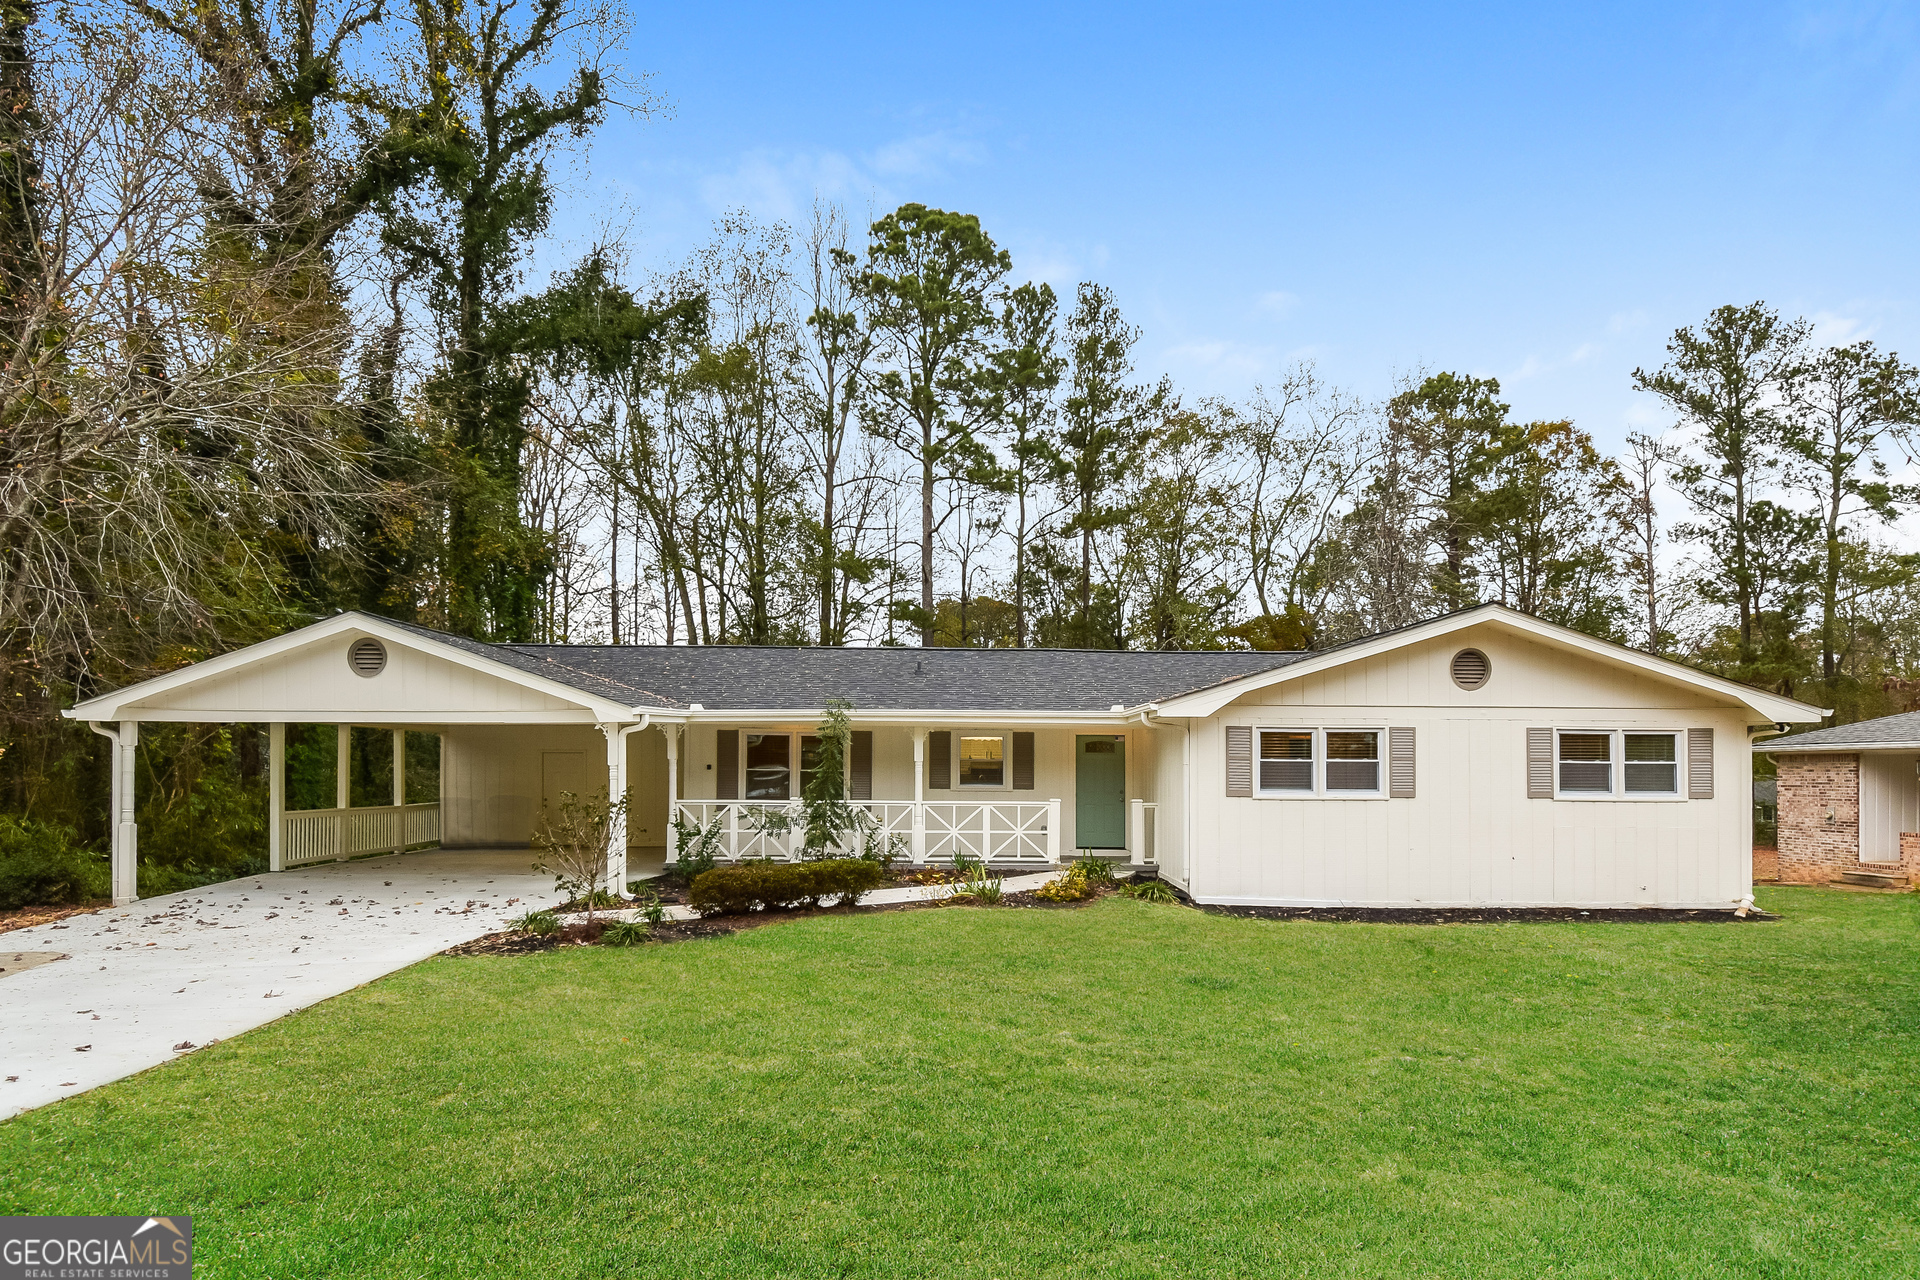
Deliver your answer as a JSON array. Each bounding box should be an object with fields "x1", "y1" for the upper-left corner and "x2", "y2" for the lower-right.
[
  {"x1": 1258, "y1": 731, "x2": 1314, "y2": 793},
  {"x1": 1624, "y1": 733, "x2": 1678, "y2": 794},
  {"x1": 1558, "y1": 732, "x2": 1611, "y2": 793},
  {"x1": 1325, "y1": 731, "x2": 1380, "y2": 792},
  {"x1": 1553, "y1": 730, "x2": 1684, "y2": 799},
  {"x1": 799, "y1": 735, "x2": 826, "y2": 799},
  {"x1": 744, "y1": 732, "x2": 791, "y2": 800},
  {"x1": 958, "y1": 734, "x2": 1008, "y2": 788}
]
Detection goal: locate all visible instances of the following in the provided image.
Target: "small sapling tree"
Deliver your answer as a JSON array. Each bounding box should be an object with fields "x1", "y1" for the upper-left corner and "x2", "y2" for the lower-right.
[{"x1": 531, "y1": 790, "x2": 626, "y2": 927}]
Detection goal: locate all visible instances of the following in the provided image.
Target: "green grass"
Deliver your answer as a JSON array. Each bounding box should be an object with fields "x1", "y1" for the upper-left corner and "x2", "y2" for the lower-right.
[{"x1": 4, "y1": 887, "x2": 1919, "y2": 1278}]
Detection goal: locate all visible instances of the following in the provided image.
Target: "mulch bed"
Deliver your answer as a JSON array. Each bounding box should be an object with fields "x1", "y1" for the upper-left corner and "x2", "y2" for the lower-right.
[
  {"x1": 440, "y1": 884, "x2": 1117, "y2": 956},
  {"x1": 1204, "y1": 904, "x2": 1775, "y2": 924},
  {"x1": 0, "y1": 899, "x2": 111, "y2": 936}
]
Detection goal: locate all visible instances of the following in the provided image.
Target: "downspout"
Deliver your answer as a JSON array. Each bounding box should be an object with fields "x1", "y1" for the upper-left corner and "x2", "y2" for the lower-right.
[
  {"x1": 1741, "y1": 721, "x2": 1795, "y2": 916},
  {"x1": 612, "y1": 714, "x2": 652, "y2": 899}
]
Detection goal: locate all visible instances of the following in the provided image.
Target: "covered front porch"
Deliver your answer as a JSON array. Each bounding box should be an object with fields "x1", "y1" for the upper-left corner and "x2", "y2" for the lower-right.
[{"x1": 66, "y1": 616, "x2": 1175, "y2": 905}]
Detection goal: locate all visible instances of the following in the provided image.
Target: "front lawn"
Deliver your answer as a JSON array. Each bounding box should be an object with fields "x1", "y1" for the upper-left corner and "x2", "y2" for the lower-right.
[{"x1": 4, "y1": 888, "x2": 1917, "y2": 1278}]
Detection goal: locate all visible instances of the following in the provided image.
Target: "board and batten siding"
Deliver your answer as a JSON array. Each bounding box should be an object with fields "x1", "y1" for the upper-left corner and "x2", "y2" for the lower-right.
[
  {"x1": 1857, "y1": 751, "x2": 1920, "y2": 863},
  {"x1": 441, "y1": 723, "x2": 673, "y2": 849},
  {"x1": 1189, "y1": 626, "x2": 1754, "y2": 909},
  {"x1": 124, "y1": 630, "x2": 592, "y2": 722}
]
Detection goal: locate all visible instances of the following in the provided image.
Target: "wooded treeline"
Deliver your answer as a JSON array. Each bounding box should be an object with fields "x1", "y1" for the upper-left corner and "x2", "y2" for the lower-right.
[{"x1": 3, "y1": 0, "x2": 1919, "y2": 884}]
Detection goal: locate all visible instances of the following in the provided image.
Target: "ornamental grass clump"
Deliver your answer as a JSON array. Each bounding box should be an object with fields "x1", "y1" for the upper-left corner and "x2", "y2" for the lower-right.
[
  {"x1": 600, "y1": 919, "x2": 651, "y2": 947},
  {"x1": 1122, "y1": 877, "x2": 1180, "y2": 904},
  {"x1": 689, "y1": 859, "x2": 884, "y2": 916}
]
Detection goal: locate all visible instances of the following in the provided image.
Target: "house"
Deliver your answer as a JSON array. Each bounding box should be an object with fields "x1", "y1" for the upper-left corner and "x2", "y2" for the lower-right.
[
  {"x1": 1758, "y1": 711, "x2": 1920, "y2": 889},
  {"x1": 65, "y1": 603, "x2": 1822, "y2": 910}
]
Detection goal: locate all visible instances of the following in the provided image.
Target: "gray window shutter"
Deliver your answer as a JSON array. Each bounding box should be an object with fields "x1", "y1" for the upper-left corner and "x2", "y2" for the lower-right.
[
  {"x1": 1389, "y1": 727, "x2": 1415, "y2": 798},
  {"x1": 1527, "y1": 728, "x2": 1553, "y2": 799},
  {"x1": 850, "y1": 731, "x2": 873, "y2": 801},
  {"x1": 1688, "y1": 728, "x2": 1714, "y2": 799},
  {"x1": 715, "y1": 729, "x2": 738, "y2": 800},
  {"x1": 928, "y1": 730, "x2": 951, "y2": 790},
  {"x1": 1012, "y1": 731, "x2": 1035, "y2": 790},
  {"x1": 1225, "y1": 726, "x2": 1252, "y2": 797}
]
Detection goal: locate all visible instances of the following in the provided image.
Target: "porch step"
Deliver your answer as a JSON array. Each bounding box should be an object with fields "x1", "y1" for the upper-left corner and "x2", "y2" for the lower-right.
[{"x1": 1839, "y1": 869, "x2": 1909, "y2": 889}]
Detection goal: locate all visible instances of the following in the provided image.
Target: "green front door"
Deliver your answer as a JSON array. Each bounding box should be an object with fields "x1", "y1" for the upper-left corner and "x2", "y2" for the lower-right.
[{"x1": 1076, "y1": 735, "x2": 1127, "y2": 850}]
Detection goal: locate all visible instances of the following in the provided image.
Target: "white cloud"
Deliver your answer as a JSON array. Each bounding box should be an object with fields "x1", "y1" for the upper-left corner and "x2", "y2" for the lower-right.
[
  {"x1": 692, "y1": 130, "x2": 987, "y2": 227},
  {"x1": 1257, "y1": 289, "x2": 1301, "y2": 318},
  {"x1": 1809, "y1": 307, "x2": 1876, "y2": 346},
  {"x1": 866, "y1": 131, "x2": 986, "y2": 177}
]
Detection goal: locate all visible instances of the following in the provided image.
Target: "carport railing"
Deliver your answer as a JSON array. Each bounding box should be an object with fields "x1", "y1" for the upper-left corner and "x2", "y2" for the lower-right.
[{"x1": 283, "y1": 802, "x2": 441, "y2": 867}]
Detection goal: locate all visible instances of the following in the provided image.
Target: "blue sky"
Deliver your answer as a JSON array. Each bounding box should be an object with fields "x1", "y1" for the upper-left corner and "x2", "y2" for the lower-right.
[{"x1": 558, "y1": 1, "x2": 1920, "y2": 451}]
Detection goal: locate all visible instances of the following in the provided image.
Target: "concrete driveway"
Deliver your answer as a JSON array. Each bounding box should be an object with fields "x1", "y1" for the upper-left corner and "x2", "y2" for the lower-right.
[{"x1": 0, "y1": 849, "x2": 563, "y2": 1120}]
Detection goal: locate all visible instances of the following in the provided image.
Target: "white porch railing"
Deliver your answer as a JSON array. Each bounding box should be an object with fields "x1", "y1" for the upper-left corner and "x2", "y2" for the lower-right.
[
  {"x1": 283, "y1": 802, "x2": 442, "y2": 867},
  {"x1": 671, "y1": 799, "x2": 1063, "y2": 865}
]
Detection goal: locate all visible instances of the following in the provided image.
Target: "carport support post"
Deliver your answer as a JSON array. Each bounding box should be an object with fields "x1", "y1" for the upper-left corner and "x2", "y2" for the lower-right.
[
  {"x1": 391, "y1": 728, "x2": 406, "y2": 853},
  {"x1": 268, "y1": 723, "x2": 285, "y2": 872},
  {"x1": 89, "y1": 721, "x2": 139, "y2": 905},
  {"x1": 335, "y1": 724, "x2": 350, "y2": 860}
]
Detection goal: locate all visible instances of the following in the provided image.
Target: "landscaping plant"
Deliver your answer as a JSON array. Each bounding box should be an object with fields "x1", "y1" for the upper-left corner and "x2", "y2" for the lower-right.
[
  {"x1": 671, "y1": 811, "x2": 726, "y2": 879},
  {"x1": 600, "y1": 919, "x2": 651, "y2": 947},
  {"x1": 1122, "y1": 877, "x2": 1180, "y2": 903},
  {"x1": 689, "y1": 859, "x2": 885, "y2": 916},
  {"x1": 510, "y1": 909, "x2": 560, "y2": 937},
  {"x1": 531, "y1": 790, "x2": 625, "y2": 927}
]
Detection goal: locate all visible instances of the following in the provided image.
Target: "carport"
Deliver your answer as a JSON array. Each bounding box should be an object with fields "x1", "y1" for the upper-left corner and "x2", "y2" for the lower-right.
[{"x1": 67, "y1": 614, "x2": 688, "y2": 906}]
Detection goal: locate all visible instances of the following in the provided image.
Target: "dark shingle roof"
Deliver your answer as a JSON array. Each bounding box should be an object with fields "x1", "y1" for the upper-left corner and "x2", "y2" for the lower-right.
[
  {"x1": 377, "y1": 616, "x2": 685, "y2": 708},
  {"x1": 490, "y1": 641, "x2": 1307, "y2": 712},
  {"x1": 1758, "y1": 711, "x2": 1920, "y2": 751}
]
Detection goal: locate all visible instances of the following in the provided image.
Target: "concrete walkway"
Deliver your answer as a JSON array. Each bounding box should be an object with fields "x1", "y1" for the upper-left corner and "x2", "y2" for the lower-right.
[{"x1": 0, "y1": 850, "x2": 563, "y2": 1120}]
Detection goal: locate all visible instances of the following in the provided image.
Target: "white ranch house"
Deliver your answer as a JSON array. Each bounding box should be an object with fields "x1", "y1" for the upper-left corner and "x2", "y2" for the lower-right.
[{"x1": 66, "y1": 603, "x2": 1821, "y2": 911}]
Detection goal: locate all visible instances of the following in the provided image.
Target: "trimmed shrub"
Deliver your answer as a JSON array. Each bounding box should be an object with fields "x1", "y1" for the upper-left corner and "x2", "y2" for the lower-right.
[
  {"x1": 689, "y1": 859, "x2": 885, "y2": 916},
  {"x1": 0, "y1": 816, "x2": 109, "y2": 911}
]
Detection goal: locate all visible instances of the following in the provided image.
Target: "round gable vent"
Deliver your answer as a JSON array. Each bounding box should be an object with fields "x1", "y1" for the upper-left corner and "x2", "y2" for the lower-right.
[
  {"x1": 1450, "y1": 647, "x2": 1490, "y2": 690},
  {"x1": 348, "y1": 637, "x2": 387, "y2": 678}
]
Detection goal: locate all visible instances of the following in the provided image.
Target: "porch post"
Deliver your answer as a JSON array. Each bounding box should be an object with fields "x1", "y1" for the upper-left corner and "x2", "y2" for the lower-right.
[
  {"x1": 602, "y1": 723, "x2": 629, "y2": 893},
  {"x1": 1047, "y1": 797, "x2": 1062, "y2": 864},
  {"x1": 663, "y1": 724, "x2": 680, "y2": 836},
  {"x1": 334, "y1": 723, "x2": 349, "y2": 861},
  {"x1": 1129, "y1": 798, "x2": 1146, "y2": 866},
  {"x1": 911, "y1": 729, "x2": 927, "y2": 864},
  {"x1": 391, "y1": 728, "x2": 406, "y2": 852},
  {"x1": 268, "y1": 722, "x2": 285, "y2": 872}
]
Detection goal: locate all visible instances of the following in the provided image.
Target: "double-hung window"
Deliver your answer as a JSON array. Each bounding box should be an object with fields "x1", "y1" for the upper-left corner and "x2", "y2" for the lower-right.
[
  {"x1": 957, "y1": 733, "x2": 1010, "y2": 789},
  {"x1": 1256, "y1": 728, "x2": 1382, "y2": 797},
  {"x1": 1555, "y1": 730, "x2": 1680, "y2": 799}
]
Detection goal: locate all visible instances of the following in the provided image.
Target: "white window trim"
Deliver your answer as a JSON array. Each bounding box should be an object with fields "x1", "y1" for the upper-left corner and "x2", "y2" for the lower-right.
[
  {"x1": 1253, "y1": 726, "x2": 1387, "y2": 800},
  {"x1": 736, "y1": 729, "x2": 846, "y2": 802},
  {"x1": 1552, "y1": 728, "x2": 1686, "y2": 801},
  {"x1": 953, "y1": 730, "x2": 1014, "y2": 792}
]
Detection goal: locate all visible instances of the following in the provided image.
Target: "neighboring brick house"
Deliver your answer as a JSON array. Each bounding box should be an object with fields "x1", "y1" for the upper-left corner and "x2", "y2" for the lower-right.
[{"x1": 1761, "y1": 712, "x2": 1920, "y2": 887}]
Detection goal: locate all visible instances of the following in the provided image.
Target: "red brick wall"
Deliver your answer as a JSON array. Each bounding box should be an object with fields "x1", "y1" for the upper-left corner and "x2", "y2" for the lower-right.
[{"x1": 1775, "y1": 754, "x2": 1861, "y2": 883}]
